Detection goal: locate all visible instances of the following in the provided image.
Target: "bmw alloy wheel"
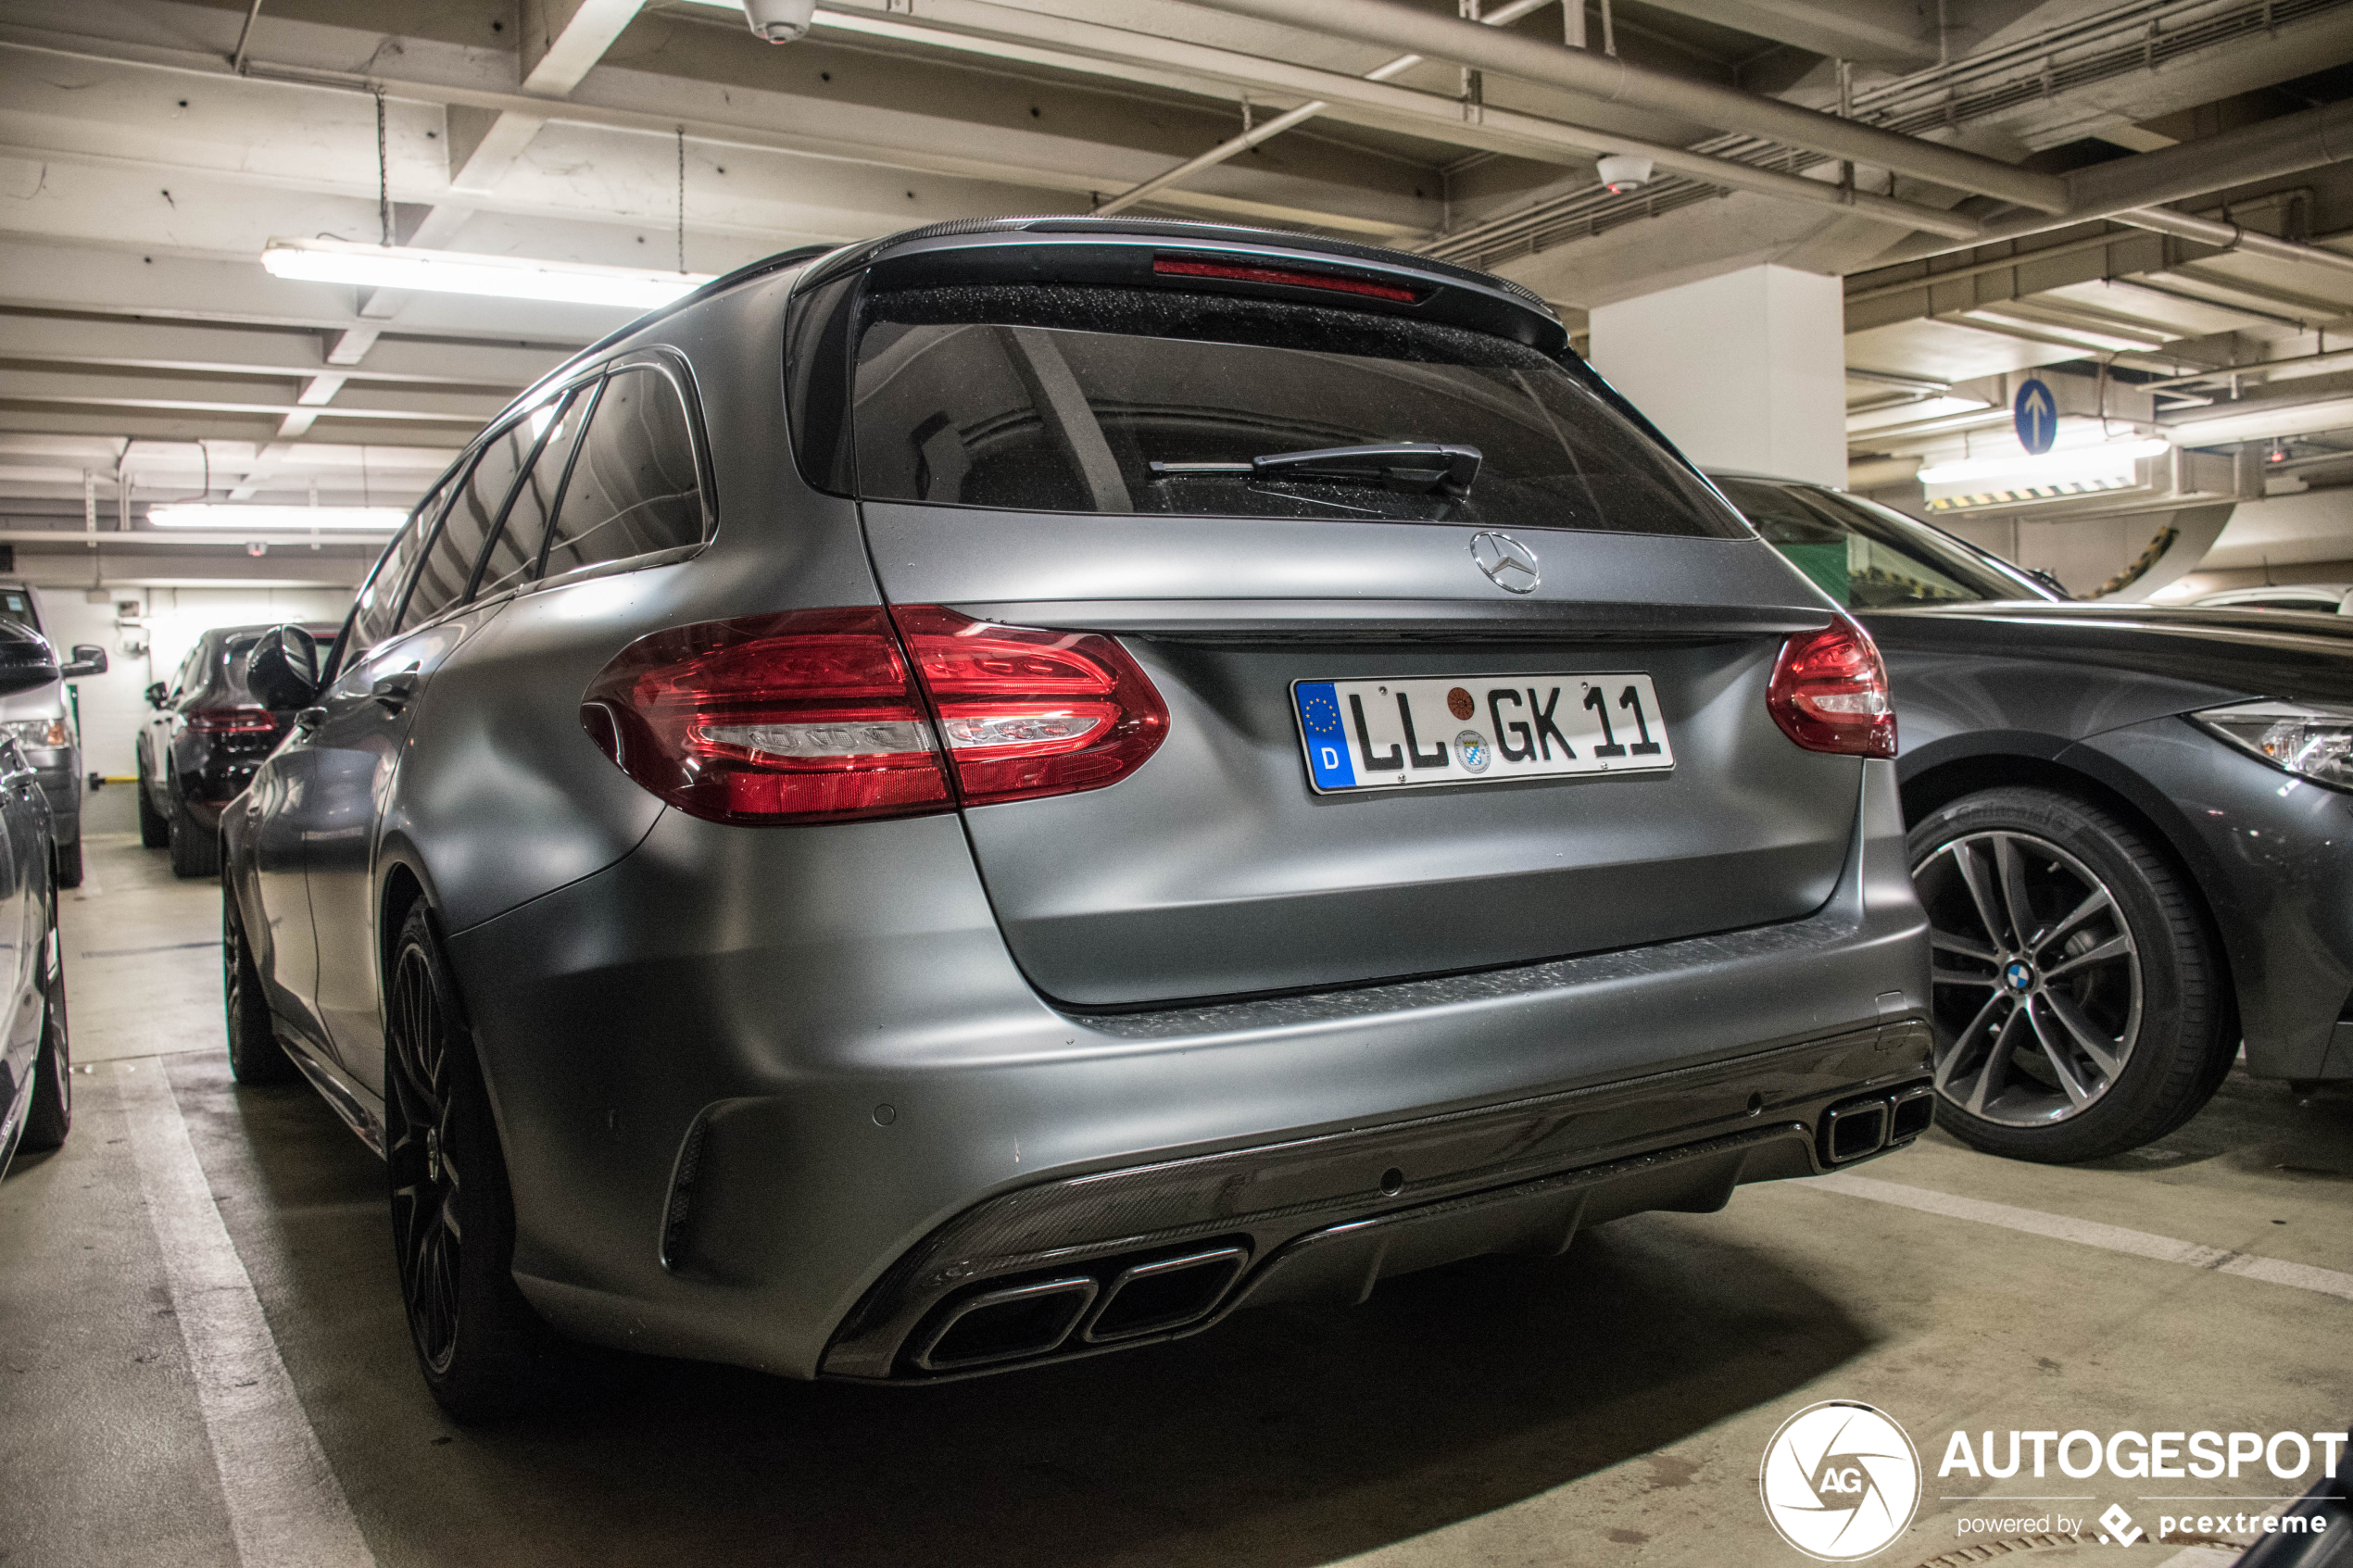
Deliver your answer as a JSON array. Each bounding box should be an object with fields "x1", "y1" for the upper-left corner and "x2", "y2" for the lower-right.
[{"x1": 1912, "y1": 830, "x2": 2142, "y2": 1127}]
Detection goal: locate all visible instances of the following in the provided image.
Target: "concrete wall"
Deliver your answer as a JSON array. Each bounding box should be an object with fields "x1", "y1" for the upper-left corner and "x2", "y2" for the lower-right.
[
  {"x1": 1586, "y1": 264, "x2": 1847, "y2": 487},
  {"x1": 35, "y1": 585, "x2": 354, "y2": 783}
]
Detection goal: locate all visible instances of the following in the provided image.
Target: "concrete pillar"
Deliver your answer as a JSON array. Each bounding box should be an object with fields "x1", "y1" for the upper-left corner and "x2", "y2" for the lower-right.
[{"x1": 1586, "y1": 264, "x2": 1846, "y2": 487}]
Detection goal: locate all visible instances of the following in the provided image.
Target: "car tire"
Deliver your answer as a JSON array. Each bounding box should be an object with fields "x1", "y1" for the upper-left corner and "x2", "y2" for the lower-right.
[
  {"x1": 222, "y1": 879, "x2": 296, "y2": 1085},
  {"x1": 384, "y1": 903, "x2": 558, "y2": 1421},
  {"x1": 51, "y1": 839, "x2": 82, "y2": 890},
  {"x1": 19, "y1": 930, "x2": 70, "y2": 1151},
  {"x1": 138, "y1": 781, "x2": 170, "y2": 848},
  {"x1": 1909, "y1": 786, "x2": 2230, "y2": 1163},
  {"x1": 169, "y1": 786, "x2": 220, "y2": 880}
]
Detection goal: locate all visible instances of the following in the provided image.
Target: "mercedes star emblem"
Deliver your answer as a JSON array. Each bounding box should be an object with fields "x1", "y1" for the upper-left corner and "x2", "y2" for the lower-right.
[{"x1": 1469, "y1": 531, "x2": 1541, "y2": 595}]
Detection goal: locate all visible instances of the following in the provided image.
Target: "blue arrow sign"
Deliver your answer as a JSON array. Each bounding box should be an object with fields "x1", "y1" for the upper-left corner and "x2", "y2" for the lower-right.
[{"x1": 2013, "y1": 378, "x2": 2058, "y2": 455}]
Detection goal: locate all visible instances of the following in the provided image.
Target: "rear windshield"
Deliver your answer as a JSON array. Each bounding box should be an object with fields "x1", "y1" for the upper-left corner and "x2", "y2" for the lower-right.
[
  {"x1": 1715, "y1": 477, "x2": 2050, "y2": 608},
  {"x1": 838, "y1": 282, "x2": 1743, "y2": 536}
]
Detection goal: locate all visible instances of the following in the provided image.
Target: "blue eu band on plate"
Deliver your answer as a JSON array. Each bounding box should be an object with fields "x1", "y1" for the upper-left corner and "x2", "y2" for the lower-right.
[{"x1": 1291, "y1": 673, "x2": 1673, "y2": 794}]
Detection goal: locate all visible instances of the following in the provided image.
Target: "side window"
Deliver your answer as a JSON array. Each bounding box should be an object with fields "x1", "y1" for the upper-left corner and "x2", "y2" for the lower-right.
[
  {"x1": 401, "y1": 411, "x2": 539, "y2": 630},
  {"x1": 476, "y1": 382, "x2": 595, "y2": 601},
  {"x1": 351, "y1": 488, "x2": 442, "y2": 653},
  {"x1": 540, "y1": 366, "x2": 705, "y2": 580}
]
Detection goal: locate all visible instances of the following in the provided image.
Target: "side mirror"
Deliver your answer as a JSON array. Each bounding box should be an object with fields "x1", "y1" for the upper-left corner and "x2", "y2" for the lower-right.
[
  {"x1": 0, "y1": 624, "x2": 58, "y2": 696},
  {"x1": 246, "y1": 625, "x2": 322, "y2": 711},
  {"x1": 62, "y1": 645, "x2": 108, "y2": 679},
  {"x1": 145, "y1": 681, "x2": 169, "y2": 709}
]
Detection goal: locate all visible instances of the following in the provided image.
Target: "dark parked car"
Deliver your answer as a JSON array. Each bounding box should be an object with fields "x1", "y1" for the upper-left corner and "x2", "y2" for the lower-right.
[
  {"x1": 137, "y1": 622, "x2": 341, "y2": 878},
  {"x1": 0, "y1": 580, "x2": 109, "y2": 888},
  {"x1": 1716, "y1": 470, "x2": 2353, "y2": 1162},
  {"x1": 224, "y1": 219, "x2": 1931, "y2": 1419},
  {"x1": 0, "y1": 622, "x2": 77, "y2": 1179}
]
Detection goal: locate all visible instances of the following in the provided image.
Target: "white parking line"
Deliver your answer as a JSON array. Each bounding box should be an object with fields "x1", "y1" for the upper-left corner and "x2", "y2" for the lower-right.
[
  {"x1": 118, "y1": 1061, "x2": 379, "y2": 1568},
  {"x1": 1810, "y1": 1172, "x2": 2353, "y2": 1303}
]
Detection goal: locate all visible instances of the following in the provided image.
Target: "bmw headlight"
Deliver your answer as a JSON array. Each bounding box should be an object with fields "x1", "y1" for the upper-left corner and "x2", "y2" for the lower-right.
[
  {"x1": 2194, "y1": 701, "x2": 2353, "y2": 789},
  {"x1": 0, "y1": 717, "x2": 69, "y2": 750}
]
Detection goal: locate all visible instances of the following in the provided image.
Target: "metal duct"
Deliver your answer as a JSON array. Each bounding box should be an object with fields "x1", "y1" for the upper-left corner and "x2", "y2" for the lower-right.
[
  {"x1": 1175, "y1": 0, "x2": 2070, "y2": 211},
  {"x1": 1874, "y1": 100, "x2": 2353, "y2": 266},
  {"x1": 2114, "y1": 206, "x2": 2353, "y2": 278}
]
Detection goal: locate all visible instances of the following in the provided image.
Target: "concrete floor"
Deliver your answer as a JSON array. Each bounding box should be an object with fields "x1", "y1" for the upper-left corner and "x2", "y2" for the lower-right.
[{"x1": 2, "y1": 789, "x2": 2347, "y2": 1568}]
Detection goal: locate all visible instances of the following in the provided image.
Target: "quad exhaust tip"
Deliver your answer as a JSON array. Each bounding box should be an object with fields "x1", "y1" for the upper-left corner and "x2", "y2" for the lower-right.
[
  {"x1": 908, "y1": 1242, "x2": 1252, "y2": 1373},
  {"x1": 1819, "y1": 1080, "x2": 1935, "y2": 1166}
]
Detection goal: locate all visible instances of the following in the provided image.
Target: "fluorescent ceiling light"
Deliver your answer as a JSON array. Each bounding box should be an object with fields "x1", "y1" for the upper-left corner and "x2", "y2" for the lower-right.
[
  {"x1": 261, "y1": 237, "x2": 713, "y2": 309},
  {"x1": 1916, "y1": 439, "x2": 2170, "y2": 486},
  {"x1": 2165, "y1": 396, "x2": 2353, "y2": 448},
  {"x1": 149, "y1": 504, "x2": 407, "y2": 530}
]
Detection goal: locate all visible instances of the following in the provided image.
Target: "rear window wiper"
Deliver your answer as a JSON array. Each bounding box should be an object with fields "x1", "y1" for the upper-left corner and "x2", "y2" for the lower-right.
[{"x1": 1149, "y1": 443, "x2": 1480, "y2": 496}]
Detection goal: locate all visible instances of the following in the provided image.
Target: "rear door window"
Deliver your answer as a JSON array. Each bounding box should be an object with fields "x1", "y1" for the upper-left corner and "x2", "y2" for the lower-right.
[
  {"x1": 846, "y1": 283, "x2": 1742, "y2": 535},
  {"x1": 540, "y1": 367, "x2": 705, "y2": 579},
  {"x1": 352, "y1": 487, "x2": 441, "y2": 654},
  {"x1": 402, "y1": 411, "x2": 539, "y2": 629},
  {"x1": 478, "y1": 383, "x2": 596, "y2": 600}
]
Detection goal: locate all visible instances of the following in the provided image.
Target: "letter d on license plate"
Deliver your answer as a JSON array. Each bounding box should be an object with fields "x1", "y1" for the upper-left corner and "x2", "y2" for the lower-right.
[{"x1": 1292, "y1": 673, "x2": 1673, "y2": 794}]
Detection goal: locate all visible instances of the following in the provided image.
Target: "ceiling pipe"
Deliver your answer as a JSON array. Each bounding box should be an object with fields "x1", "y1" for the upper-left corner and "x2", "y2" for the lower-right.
[
  {"x1": 812, "y1": 2, "x2": 1984, "y2": 238},
  {"x1": 1870, "y1": 99, "x2": 2353, "y2": 268},
  {"x1": 1098, "y1": 0, "x2": 1559, "y2": 218},
  {"x1": 1090, "y1": 0, "x2": 1974, "y2": 237},
  {"x1": 2111, "y1": 207, "x2": 2353, "y2": 277},
  {"x1": 1173, "y1": 0, "x2": 2069, "y2": 211}
]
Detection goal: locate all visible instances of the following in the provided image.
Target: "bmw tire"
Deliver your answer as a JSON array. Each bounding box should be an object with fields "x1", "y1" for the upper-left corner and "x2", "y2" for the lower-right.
[{"x1": 1909, "y1": 786, "x2": 2230, "y2": 1163}]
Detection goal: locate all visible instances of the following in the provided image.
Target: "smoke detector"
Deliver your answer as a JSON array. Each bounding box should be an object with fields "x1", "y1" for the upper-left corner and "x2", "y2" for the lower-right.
[
  {"x1": 741, "y1": 0, "x2": 815, "y2": 42},
  {"x1": 1597, "y1": 155, "x2": 1655, "y2": 194}
]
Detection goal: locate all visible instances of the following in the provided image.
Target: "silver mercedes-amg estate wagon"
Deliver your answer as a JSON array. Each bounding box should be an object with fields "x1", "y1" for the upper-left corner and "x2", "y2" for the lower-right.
[{"x1": 223, "y1": 218, "x2": 1931, "y2": 1418}]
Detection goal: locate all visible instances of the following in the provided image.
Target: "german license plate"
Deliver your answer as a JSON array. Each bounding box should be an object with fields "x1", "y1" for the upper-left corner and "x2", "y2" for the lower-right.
[{"x1": 1291, "y1": 673, "x2": 1673, "y2": 794}]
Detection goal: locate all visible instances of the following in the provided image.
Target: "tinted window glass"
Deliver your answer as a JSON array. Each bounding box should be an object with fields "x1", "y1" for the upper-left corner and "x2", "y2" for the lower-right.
[
  {"x1": 1717, "y1": 478, "x2": 2043, "y2": 608},
  {"x1": 0, "y1": 588, "x2": 37, "y2": 631},
  {"x1": 353, "y1": 491, "x2": 439, "y2": 651},
  {"x1": 403, "y1": 415, "x2": 536, "y2": 628},
  {"x1": 479, "y1": 383, "x2": 594, "y2": 600},
  {"x1": 541, "y1": 368, "x2": 704, "y2": 578},
  {"x1": 848, "y1": 284, "x2": 1742, "y2": 535}
]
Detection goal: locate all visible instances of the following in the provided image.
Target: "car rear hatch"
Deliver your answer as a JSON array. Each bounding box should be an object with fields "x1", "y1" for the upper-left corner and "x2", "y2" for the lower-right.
[{"x1": 793, "y1": 224, "x2": 1864, "y2": 1010}]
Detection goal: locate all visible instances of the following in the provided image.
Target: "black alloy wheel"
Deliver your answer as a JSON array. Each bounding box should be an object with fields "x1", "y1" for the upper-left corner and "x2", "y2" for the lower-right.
[
  {"x1": 1909, "y1": 786, "x2": 2230, "y2": 1163},
  {"x1": 222, "y1": 877, "x2": 295, "y2": 1084},
  {"x1": 20, "y1": 922, "x2": 70, "y2": 1151},
  {"x1": 384, "y1": 903, "x2": 555, "y2": 1420}
]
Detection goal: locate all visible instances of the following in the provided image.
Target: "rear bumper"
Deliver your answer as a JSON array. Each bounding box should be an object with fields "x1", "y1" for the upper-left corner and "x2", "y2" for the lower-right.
[
  {"x1": 820, "y1": 1030, "x2": 1932, "y2": 1380},
  {"x1": 447, "y1": 759, "x2": 1928, "y2": 1380}
]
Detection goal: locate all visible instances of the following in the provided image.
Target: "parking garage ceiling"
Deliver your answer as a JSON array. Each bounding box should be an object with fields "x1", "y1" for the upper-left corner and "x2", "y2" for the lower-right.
[{"x1": 6, "y1": 0, "x2": 2353, "y2": 584}]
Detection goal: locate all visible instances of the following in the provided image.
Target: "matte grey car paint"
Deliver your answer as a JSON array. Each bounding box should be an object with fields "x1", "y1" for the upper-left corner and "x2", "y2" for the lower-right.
[{"x1": 223, "y1": 221, "x2": 1932, "y2": 1381}]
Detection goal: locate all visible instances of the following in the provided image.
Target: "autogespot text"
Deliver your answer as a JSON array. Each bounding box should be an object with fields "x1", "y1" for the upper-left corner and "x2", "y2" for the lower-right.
[{"x1": 1939, "y1": 1428, "x2": 2349, "y2": 1481}]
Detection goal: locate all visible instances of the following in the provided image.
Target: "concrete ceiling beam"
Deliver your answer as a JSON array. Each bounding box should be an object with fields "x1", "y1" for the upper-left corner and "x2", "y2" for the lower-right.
[{"x1": 1169, "y1": 0, "x2": 2067, "y2": 209}]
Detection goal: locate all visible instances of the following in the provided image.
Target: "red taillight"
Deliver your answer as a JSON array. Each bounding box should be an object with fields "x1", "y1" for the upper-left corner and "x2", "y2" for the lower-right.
[
  {"x1": 1767, "y1": 621, "x2": 1895, "y2": 758},
  {"x1": 187, "y1": 706, "x2": 276, "y2": 734},
  {"x1": 580, "y1": 607, "x2": 1167, "y2": 824},
  {"x1": 1151, "y1": 255, "x2": 1421, "y2": 304},
  {"x1": 893, "y1": 605, "x2": 1167, "y2": 806}
]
